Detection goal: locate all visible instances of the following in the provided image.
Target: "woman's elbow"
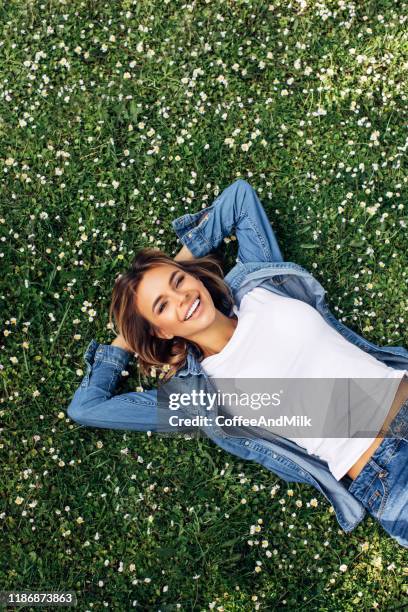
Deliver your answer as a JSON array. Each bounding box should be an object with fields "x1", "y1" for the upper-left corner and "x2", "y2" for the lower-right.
[
  {"x1": 67, "y1": 400, "x2": 86, "y2": 426},
  {"x1": 66, "y1": 385, "x2": 89, "y2": 426},
  {"x1": 66, "y1": 383, "x2": 110, "y2": 425}
]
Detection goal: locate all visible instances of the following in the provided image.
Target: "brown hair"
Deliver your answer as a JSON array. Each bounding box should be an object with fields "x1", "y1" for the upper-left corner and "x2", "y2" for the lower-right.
[{"x1": 108, "y1": 248, "x2": 235, "y2": 384}]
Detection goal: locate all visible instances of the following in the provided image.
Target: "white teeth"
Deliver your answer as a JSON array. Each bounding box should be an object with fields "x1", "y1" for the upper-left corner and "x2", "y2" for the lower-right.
[{"x1": 185, "y1": 298, "x2": 200, "y2": 320}]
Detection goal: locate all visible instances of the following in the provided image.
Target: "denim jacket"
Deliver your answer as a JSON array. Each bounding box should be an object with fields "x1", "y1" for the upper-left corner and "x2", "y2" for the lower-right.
[{"x1": 67, "y1": 180, "x2": 408, "y2": 533}]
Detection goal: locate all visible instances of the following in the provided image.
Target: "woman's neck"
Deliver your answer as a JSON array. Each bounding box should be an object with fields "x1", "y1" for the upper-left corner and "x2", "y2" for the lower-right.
[{"x1": 197, "y1": 310, "x2": 238, "y2": 359}]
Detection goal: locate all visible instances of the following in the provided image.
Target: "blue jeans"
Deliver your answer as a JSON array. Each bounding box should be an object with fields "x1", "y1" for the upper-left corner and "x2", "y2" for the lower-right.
[{"x1": 348, "y1": 397, "x2": 408, "y2": 547}]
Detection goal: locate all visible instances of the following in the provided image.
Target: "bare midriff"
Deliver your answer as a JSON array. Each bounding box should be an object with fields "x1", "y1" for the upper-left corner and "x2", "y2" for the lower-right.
[{"x1": 346, "y1": 375, "x2": 408, "y2": 480}]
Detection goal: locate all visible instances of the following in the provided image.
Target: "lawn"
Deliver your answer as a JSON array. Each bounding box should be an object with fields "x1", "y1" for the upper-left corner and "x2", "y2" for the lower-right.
[{"x1": 1, "y1": 0, "x2": 407, "y2": 610}]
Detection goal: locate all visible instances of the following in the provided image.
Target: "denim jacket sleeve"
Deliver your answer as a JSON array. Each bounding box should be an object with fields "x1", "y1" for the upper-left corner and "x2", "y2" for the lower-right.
[
  {"x1": 171, "y1": 179, "x2": 284, "y2": 264},
  {"x1": 66, "y1": 339, "x2": 193, "y2": 434}
]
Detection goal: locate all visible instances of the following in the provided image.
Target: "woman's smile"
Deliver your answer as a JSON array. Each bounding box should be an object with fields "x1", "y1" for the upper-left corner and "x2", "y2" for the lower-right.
[{"x1": 184, "y1": 296, "x2": 203, "y2": 321}]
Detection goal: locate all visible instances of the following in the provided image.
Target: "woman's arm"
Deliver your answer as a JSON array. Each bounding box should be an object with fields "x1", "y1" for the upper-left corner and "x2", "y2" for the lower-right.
[
  {"x1": 171, "y1": 179, "x2": 284, "y2": 265},
  {"x1": 66, "y1": 339, "x2": 193, "y2": 434}
]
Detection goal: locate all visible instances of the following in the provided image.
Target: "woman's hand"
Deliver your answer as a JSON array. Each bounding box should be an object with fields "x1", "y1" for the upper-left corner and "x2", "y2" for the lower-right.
[
  {"x1": 173, "y1": 244, "x2": 194, "y2": 261},
  {"x1": 111, "y1": 333, "x2": 134, "y2": 353}
]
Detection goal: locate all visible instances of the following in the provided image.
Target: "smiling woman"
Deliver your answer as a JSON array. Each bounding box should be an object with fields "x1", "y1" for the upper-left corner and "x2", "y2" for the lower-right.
[
  {"x1": 68, "y1": 179, "x2": 408, "y2": 550},
  {"x1": 108, "y1": 247, "x2": 236, "y2": 381}
]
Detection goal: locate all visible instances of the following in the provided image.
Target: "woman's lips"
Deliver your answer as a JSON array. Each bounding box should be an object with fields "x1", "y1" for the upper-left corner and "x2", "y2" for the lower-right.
[{"x1": 185, "y1": 297, "x2": 202, "y2": 321}]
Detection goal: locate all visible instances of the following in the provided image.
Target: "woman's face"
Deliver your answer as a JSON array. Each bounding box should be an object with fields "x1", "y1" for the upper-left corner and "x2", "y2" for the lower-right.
[{"x1": 134, "y1": 263, "x2": 216, "y2": 341}]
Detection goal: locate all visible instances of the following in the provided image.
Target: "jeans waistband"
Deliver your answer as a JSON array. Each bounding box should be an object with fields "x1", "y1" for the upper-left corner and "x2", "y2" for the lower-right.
[
  {"x1": 384, "y1": 395, "x2": 408, "y2": 439},
  {"x1": 347, "y1": 396, "x2": 408, "y2": 496}
]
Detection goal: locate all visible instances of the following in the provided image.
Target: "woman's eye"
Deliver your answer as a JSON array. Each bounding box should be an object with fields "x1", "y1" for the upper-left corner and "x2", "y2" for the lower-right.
[{"x1": 158, "y1": 275, "x2": 184, "y2": 314}]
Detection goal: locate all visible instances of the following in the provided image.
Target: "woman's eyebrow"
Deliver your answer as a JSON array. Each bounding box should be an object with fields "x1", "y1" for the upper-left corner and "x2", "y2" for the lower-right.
[{"x1": 152, "y1": 270, "x2": 179, "y2": 313}]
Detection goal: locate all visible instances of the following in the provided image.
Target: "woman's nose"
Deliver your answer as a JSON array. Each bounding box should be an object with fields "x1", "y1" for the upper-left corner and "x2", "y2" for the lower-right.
[
  {"x1": 179, "y1": 292, "x2": 192, "y2": 313},
  {"x1": 179, "y1": 292, "x2": 190, "y2": 307}
]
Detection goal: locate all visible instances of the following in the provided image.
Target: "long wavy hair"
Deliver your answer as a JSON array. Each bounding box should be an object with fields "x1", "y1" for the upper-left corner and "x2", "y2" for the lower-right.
[{"x1": 108, "y1": 248, "x2": 235, "y2": 384}]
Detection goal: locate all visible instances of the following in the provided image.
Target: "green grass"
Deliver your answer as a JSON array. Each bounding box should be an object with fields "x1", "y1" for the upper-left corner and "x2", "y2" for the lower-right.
[{"x1": 1, "y1": 0, "x2": 408, "y2": 609}]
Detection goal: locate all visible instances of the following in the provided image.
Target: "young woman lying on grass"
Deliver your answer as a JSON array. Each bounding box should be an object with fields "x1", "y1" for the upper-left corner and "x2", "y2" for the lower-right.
[{"x1": 67, "y1": 179, "x2": 408, "y2": 548}]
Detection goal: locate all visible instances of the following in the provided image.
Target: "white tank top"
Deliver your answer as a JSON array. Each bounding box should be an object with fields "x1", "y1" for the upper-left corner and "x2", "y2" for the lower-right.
[{"x1": 201, "y1": 287, "x2": 406, "y2": 480}]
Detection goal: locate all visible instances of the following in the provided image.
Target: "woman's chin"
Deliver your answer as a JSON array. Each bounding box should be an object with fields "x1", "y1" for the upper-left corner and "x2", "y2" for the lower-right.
[{"x1": 183, "y1": 313, "x2": 215, "y2": 340}]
